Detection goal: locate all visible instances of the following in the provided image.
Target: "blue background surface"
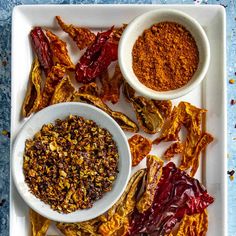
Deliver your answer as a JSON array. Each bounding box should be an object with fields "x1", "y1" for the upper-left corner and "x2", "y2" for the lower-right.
[{"x1": 0, "y1": 0, "x2": 235, "y2": 235}]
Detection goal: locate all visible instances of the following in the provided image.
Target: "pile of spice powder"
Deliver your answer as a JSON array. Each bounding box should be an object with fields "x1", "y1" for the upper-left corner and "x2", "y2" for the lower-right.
[
  {"x1": 132, "y1": 22, "x2": 199, "y2": 91},
  {"x1": 23, "y1": 115, "x2": 119, "y2": 213}
]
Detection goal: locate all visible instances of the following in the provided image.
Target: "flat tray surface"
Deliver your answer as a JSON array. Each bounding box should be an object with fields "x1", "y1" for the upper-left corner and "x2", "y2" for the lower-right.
[{"x1": 11, "y1": 4, "x2": 227, "y2": 236}]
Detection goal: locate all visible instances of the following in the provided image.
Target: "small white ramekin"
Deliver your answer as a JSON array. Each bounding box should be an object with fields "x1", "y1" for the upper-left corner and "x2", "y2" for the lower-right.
[{"x1": 118, "y1": 9, "x2": 210, "y2": 100}]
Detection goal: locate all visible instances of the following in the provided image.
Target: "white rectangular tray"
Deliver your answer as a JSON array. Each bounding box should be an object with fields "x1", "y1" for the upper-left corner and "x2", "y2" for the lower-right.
[{"x1": 11, "y1": 4, "x2": 227, "y2": 236}]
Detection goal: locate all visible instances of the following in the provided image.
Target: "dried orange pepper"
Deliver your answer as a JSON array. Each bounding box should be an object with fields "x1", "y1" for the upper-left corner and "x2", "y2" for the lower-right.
[
  {"x1": 46, "y1": 30, "x2": 74, "y2": 70},
  {"x1": 128, "y1": 134, "x2": 152, "y2": 166},
  {"x1": 22, "y1": 57, "x2": 42, "y2": 117},
  {"x1": 56, "y1": 16, "x2": 96, "y2": 50},
  {"x1": 163, "y1": 142, "x2": 184, "y2": 160}
]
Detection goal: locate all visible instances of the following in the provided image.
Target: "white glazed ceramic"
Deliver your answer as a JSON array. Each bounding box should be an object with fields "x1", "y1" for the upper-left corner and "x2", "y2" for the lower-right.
[
  {"x1": 11, "y1": 5, "x2": 226, "y2": 236},
  {"x1": 119, "y1": 9, "x2": 211, "y2": 100},
  {"x1": 12, "y1": 102, "x2": 131, "y2": 222}
]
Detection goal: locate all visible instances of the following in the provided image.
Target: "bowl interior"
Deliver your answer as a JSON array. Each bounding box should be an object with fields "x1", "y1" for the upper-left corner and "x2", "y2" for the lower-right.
[
  {"x1": 119, "y1": 9, "x2": 210, "y2": 100},
  {"x1": 12, "y1": 102, "x2": 131, "y2": 222}
]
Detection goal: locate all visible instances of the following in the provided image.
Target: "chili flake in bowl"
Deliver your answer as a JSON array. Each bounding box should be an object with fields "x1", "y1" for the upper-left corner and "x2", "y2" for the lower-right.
[
  {"x1": 12, "y1": 102, "x2": 131, "y2": 222},
  {"x1": 119, "y1": 9, "x2": 210, "y2": 100}
]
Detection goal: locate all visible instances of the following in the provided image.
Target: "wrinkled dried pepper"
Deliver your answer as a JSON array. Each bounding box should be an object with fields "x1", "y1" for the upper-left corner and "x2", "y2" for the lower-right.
[
  {"x1": 30, "y1": 27, "x2": 53, "y2": 75},
  {"x1": 124, "y1": 82, "x2": 164, "y2": 134},
  {"x1": 46, "y1": 30, "x2": 74, "y2": 70},
  {"x1": 29, "y1": 209, "x2": 51, "y2": 236},
  {"x1": 72, "y1": 92, "x2": 138, "y2": 132},
  {"x1": 181, "y1": 132, "x2": 214, "y2": 177},
  {"x1": 75, "y1": 27, "x2": 118, "y2": 83},
  {"x1": 79, "y1": 82, "x2": 99, "y2": 96},
  {"x1": 22, "y1": 57, "x2": 42, "y2": 117},
  {"x1": 56, "y1": 16, "x2": 96, "y2": 50},
  {"x1": 40, "y1": 64, "x2": 66, "y2": 109},
  {"x1": 153, "y1": 100, "x2": 172, "y2": 119},
  {"x1": 136, "y1": 155, "x2": 163, "y2": 213},
  {"x1": 163, "y1": 142, "x2": 184, "y2": 160},
  {"x1": 98, "y1": 170, "x2": 145, "y2": 236},
  {"x1": 128, "y1": 134, "x2": 152, "y2": 166},
  {"x1": 175, "y1": 210, "x2": 208, "y2": 236},
  {"x1": 50, "y1": 76, "x2": 75, "y2": 105},
  {"x1": 129, "y1": 162, "x2": 214, "y2": 236},
  {"x1": 100, "y1": 64, "x2": 124, "y2": 104}
]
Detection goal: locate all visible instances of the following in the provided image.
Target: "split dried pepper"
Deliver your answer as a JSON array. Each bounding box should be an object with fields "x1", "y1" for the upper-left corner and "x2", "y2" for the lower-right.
[
  {"x1": 40, "y1": 64, "x2": 66, "y2": 109},
  {"x1": 100, "y1": 64, "x2": 124, "y2": 104},
  {"x1": 163, "y1": 142, "x2": 184, "y2": 160},
  {"x1": 22, "y1": 57, "x2": 42, "y2": 117},
  {"x1": 128, "y1": 134, "x2": 152, "y2": 166},
  {"x1": 46, "y1": 30, "x2": 74, "y2": 70},
  {"x1": 30, "y1": 209, "x2": 51, "y2": 236},
  {"x1": 136, "y1": 155, "x2": 163, "y2": 213},
  {"x1": 50, "y1": 76, "x2": 75, "y2": 105}
]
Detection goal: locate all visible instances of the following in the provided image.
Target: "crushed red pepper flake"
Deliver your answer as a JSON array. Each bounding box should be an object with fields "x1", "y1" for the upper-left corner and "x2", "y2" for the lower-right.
[{"x1": 231, "y1": 99, "x2": 236, "y2": 105}]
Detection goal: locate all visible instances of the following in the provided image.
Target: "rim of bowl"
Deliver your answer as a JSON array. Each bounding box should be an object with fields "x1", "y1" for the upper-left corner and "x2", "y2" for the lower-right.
[
  {"x1": 12, "y1": 102, "x2": 131, "y2": 222},
  {"x1": 118, "y1": 9, "x2": 210, "y2": 100}
]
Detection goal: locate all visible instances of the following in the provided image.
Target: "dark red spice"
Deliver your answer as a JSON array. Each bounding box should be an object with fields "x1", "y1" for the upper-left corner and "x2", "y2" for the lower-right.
[
  {"x1": 30, "y1": 27, "x2": 53, "y2": 75},
  {"x1": 75, "y1": 27, "x2": 118, "y2": 84},
  {"x1": 227, "y1": 169, "x2": 235, "y2": 177},
  {"x1": 129, "y1": 162, "x2": 214, "y2": 236}
]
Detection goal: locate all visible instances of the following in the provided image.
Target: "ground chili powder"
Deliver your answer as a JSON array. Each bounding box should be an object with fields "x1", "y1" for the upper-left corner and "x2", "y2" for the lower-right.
[{"x1": 132, "y1": 22, "x2": 199, "y2": 91}]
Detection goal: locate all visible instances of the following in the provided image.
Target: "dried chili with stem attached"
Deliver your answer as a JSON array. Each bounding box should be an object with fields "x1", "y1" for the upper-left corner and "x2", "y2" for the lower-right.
[
  {"x1": 56, "y1": 16, "x2": 96, "y2": 50},
  {"x1": 30, "y1": 27, "x2": 53, "y2": 75},
  {"x1": 75, "y1": 27, "x2": 118, "y2": 83}
]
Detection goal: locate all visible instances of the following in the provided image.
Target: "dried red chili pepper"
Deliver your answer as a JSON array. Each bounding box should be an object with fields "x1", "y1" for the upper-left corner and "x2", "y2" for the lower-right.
[
  {"x1": 129, "y1": 162, "x2": 214, "y2": 236},
  {"x1": 75, "y1": 27, "x2": 118, "y2": 83},
  {"x1": 30, "y1": 27, "x2": 53, "y2": 75}
]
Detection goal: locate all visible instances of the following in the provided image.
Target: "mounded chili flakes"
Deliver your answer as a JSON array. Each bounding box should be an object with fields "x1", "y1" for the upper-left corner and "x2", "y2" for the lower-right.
[{"x1": 23, "y1": 115, "x2": 119, "y2": 213}]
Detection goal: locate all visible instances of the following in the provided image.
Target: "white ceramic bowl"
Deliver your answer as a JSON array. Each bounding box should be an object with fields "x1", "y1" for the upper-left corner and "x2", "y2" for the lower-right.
[
  {"x1": 12, "y1": 102, "x2": 131, "y2": 222},
  {"x1": 118, "y1": 9, "x2": 210, "y2": 100}
]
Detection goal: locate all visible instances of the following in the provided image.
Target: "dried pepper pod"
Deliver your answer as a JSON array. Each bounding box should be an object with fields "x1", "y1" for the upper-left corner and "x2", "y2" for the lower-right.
[
  {"x1": 181, "y1": 132, "x2": 214, "y2": 177},
  {"x1": 98, "y1": 169, "x2": 145, "y2": 236},
  {"x1": 153, "y1": 102, "x2": 207, "y2": 145},
  {"x1": 29, "y1": 209, "x2": 51, "y2": 236},
  {"x1": 40, "y1": 64, "x2": 66, "y2": 109},
  {"x1": 128, "y1": 134, "x2": 152, "y2": 166},
  {"x1": 50, "y1": 76, "x2": 75, "y2": 105},
  {"x1": 136, "y1": 155, "x2": 163, "y2": 213},
  {"x1": 123, "y1": 82, "x2": 164, "y2": 134},
  {"x1": 57, "y1": 218, "x2": 101, "y2": 236},
  {"x1": 79, "y1": 82, "x2": 99, "y2": 96},
  {"x1": 56, "y1": 16, "x2": 96, "y2": 50},
  {"x1": 45, "y1": 30, "x2": 74, "y2": 70},
  {"x1": 132, "y1": 96, "x2": 164, "y2": 134},
  {"x1": 123, "y1": 82, "x2": 135, "y2": 102},
  {"x1": 163, "y1": 142, "x2": 184, "y2": 160},
  {"x1": 175, "y1": 210, "x2": 208, "y2": 236},
  {"x1": 30, "y1": 27, "x2": 53, "y2": 75},
  {"x1": 75, "y1": 27, "x2": 118, "y2": 83},
  {"x1": 100, "y1": 64, "x2": 124, "y2": 104},
  {"x1": 72, "y1": 92, "x2": 138, "y2": 132},
  {"x1": 153, "y1": 100, "x2": 172, "y2": 119},
  {"x1": 129, "y1": 162, "x2": 214, "y2": 236},
  {"x1": 22, "y1": 57, "x2": 42, "y2": 117}
]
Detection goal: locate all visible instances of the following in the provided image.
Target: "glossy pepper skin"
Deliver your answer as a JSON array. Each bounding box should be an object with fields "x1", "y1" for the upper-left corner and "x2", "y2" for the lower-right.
[
  {"x1": 75, "y1": 27, "x2": 118, "y2": 83},
  {"x1": 30, "y1": 27, "x2": 53, "y2": 75},
  {"x1": 129, "y1": 162, "x2": 214, "y2": 236}
]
